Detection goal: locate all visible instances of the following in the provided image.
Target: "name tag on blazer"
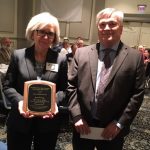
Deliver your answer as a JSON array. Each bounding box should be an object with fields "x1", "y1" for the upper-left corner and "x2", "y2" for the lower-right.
[{"x1": 46, "y1": 63, "x2": 58, "y2": 72}]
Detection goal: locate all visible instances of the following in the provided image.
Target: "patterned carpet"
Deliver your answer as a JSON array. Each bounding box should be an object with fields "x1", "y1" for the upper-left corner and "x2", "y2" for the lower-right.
[
  {"x1": 0, "y1": 93, "x2": 150, "y2": 150},
  {"x1": 56, "y1": 93, "x2": 150, "y2": 150},
  {"x1": 123, "y1": 94, "x2": 150, "y2": 150}
]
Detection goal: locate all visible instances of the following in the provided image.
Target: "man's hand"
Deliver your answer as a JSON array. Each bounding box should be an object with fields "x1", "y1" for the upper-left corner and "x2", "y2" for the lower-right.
[
  {"x1": 101, "y1": 121, "x2": 121, "y2": 140},
  {"x1": 74, "y1": 119, "x2": 90, "y2": 134}
]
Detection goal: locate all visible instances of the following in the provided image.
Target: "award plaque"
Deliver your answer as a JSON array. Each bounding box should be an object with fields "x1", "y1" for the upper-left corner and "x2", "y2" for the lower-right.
[{"x1": 23, "y1": 80, "x2": 56, "y2": 116}]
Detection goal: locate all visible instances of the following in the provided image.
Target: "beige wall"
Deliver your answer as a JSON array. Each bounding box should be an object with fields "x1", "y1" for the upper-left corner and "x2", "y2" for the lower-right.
[
  {"x1": 105, "y1": 0, "x2": 150, "y2": 14},
  {"x1": 0, "y1": 0, "x2": 150, "y2": 49},
  {"x1": 0, "y1": 0, "x2": 33, "y2": 49},
  {"x1": 105, "y1": 0, "x2": 150, "y2": 48},
  {"x1": 0, "y1": 0, "x2": 17, "y2": 49},
  {"x1": 17, "y1": 0, "x2": 33, "y2": 48},
  {"x1": 33, "y1": 0, "x2": 102, "y2": 45}
]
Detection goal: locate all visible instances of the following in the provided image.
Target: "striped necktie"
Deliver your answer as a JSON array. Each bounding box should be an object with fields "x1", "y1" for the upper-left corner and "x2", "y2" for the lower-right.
[{"x1": 96, "y1": 49, "x2": 112, "y2": 96}]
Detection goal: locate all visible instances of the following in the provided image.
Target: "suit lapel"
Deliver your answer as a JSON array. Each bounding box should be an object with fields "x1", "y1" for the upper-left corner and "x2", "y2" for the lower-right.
[
  {"x1": 41, "y1": 49, "x2": 58, "y2": 80},
  {"x1": 105, "y1": 42, "x2": 128, "y2": 88},
  {"x1": 25, "y1": 47, "x2": 58, "y2": 81},
  {"x1": 25, "y1": 47, "x2": 37, "y2": 80},
  {"x1": 89, "y1": 43, "x2": 99, "y2": 91}
]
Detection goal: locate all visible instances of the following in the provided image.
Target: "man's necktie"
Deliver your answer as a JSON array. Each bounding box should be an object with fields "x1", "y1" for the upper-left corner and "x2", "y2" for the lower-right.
[
  {"x1": 96, "y1": 49, "x2": 112, "y2": 97},
  {"x1": 103, "y1": 49, "x2": 111, "y2": 69},
  {"x1": 92, "y1": 49, "x2": 112, "y2": 119}
]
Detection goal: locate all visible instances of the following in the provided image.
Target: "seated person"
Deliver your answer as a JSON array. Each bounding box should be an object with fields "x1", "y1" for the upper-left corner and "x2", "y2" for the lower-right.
[
  {"x1": 0, "y1": 37, "x2": 13, "y2": 65},
  {"x1": 143, "y1": 49, "x2": 150, "y2": 65},
  {"x1": 0, "y1": 141, "x2": 7, "y2": 150},
  {"x1": 60, "y1": 37, "x2": 72, "y2": 55},
  {"x1": 0, "y1": 37, "x2": 12, "y2": 104},
  {"x1": 76, "y1": 37, "x2": 84, "y2": 48}
]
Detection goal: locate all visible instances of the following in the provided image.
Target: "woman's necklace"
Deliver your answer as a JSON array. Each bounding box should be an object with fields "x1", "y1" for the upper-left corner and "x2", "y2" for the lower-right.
[{"x1": 34, "y1": 50, "x2": 47, "y2": 79}]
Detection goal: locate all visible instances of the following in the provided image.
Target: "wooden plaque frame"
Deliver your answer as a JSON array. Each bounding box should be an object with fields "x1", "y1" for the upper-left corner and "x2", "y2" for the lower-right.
[{"x1": 23, "y1": 80, "x2": 56, "y2": 116}]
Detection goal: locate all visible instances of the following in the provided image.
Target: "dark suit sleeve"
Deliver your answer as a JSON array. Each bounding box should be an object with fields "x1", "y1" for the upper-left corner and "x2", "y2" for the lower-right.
[
  {"x1": 56, "y1": 54, "x2": 68, "y2": 108},
  {"x1": 2, "y1": 50, "x2": 23, "y2": 106},
  {"x1": 145, "y1": 62, "x2": 150, "y2": 77},
  {"x1": 67, "y1": 49, "x2": 82, "y2": 122},
  {"x1": 118, "y1": 53, "x2": 145, "y2": 127}
]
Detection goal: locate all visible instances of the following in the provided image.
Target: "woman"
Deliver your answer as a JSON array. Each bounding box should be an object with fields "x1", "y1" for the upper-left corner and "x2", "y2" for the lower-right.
[{"x1": 2, "y1": 12, "x2": 68, "y2": 150}]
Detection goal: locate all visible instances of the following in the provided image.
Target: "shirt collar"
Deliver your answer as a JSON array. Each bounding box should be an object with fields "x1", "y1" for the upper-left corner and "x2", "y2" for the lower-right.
[{"x1": 99, "y1": 41, "x2": 120, "y2": 52}]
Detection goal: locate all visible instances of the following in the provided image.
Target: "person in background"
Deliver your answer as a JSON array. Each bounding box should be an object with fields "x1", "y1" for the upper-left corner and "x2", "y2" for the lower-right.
[
  {"x1": 138, "y1": 45, "x2": 145, "y2": 53},
  {"x1": 60, "y1": 37, "x2": 72, "y2": 55},
  {"x1": 71, "y1": 43, "x2": 78, "y2": 56},
  {"x1": 52, "y1": 42, "x2": 63, "y2": 53},
  {"x1": 76, "y1": 37, "x2": 84, "y2": 48},
  {"x1": 66, "y1": 43, "x2": 78, "y2": 74},
  {"x1": 144, "y1": 49, "x2": 150, "y2": 88},
  {"x1": 138, "y1": 45, "x2": 145, "y2": 60},
  {"x1": 67, "y1": 8, "x2": 145, "y2": 150},
  {"x1": 143, "y1": 48, "x2": 150, "y2": 66},
  {"x1": 2, "y1": 12, "x2": 68, "y2": 150},
  {"x1": 76, "y1": 39, "x2": 84, "y2": 48},
  {"x1": 0, "y1": 37, "x2": 13, "y2": 65}
]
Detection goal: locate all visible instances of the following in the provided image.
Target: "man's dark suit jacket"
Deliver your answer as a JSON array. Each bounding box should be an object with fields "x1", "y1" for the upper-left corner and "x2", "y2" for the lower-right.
[
  {"x1": 67, "y1": 42, "x2": 145, "y2": 137},
  {"x1": 3, "y1": 45, "x2": 68, "y2": 133}
]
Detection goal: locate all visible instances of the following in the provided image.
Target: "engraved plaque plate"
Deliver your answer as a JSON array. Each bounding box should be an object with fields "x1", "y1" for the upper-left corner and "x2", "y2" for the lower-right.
[{"x1": 23, "y1": 80, "x2": 56, "y2": 116}]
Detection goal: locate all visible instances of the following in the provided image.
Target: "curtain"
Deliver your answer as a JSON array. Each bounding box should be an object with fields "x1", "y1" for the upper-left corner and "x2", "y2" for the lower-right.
[{"x1": 41, "y1": 0, "x2": 83, "y2": 22}]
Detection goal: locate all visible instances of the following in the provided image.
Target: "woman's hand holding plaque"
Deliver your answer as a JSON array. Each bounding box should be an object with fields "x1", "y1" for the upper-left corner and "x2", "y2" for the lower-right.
[{"x1": 18, "y1": 100, "x2": 34, "y2": 118}]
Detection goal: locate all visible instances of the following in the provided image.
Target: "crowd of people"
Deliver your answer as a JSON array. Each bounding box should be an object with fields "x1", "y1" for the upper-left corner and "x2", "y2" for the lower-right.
[
  {"x1": 0, "y1": 7, "x2": 147, "y2": 150},
  {"x1": 0, "y1": 37, "x2": 13, "y2": 110},
  {"x1": 137, "y1": 45, "x2": 150, "y2": 88}
]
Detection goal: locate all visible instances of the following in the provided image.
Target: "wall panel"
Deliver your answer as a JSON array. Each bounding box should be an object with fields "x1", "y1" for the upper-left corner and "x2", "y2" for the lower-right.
[
  {"x1": 121, "y1": 22, "x2": 141, "y2": 47},
  {"x1": 69, "y1": 0, "x2": 93, "y2": 40},
  {"x1": 139, "y1": 23, "x2": 150, "y2": 48},
  {"x1": 0, "y1": 0, "x2": 15, "y2": 33}
]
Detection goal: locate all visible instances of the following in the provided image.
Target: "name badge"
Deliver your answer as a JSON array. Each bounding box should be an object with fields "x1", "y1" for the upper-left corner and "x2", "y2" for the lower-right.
[{"x1": 46, "y1": 63, "x2": 58, "y2": 72}]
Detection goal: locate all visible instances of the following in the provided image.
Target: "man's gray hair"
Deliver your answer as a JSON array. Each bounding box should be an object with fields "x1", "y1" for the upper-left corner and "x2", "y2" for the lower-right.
[{"x1": 96, "y1": 8, "x2": 124, "y2": 26}]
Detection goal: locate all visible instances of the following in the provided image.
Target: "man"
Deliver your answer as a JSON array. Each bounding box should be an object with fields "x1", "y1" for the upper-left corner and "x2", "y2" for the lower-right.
[
  {"x1": 0, "y1": 37, "x2": 12, "y2": 65},
  {"x1": 76, "y1": 39, "x2": 84, "y2": 48},
  {"x1": 60, "y1": 37, "x2": 72, "y2": 55},
  {"x1": 138, "y1": 45, "x2": 145, "y2": 54},
  {"x1": 67, "y1": 8, "x2": 145, "y2": 150}
]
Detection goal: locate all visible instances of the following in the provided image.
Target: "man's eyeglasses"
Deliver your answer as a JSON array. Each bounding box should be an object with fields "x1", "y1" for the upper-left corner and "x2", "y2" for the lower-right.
[{"x1": 36, "y1": 30, "x2": 55, "y2": 38}]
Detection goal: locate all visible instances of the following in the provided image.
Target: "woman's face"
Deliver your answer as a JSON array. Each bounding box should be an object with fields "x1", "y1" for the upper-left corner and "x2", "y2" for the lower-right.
[
  {"x1": 33, "y1": 25, "x2": 56, "y2": 51},
  {"x1": 144, "y1": 50, "x2": 149, "y2": 58}
]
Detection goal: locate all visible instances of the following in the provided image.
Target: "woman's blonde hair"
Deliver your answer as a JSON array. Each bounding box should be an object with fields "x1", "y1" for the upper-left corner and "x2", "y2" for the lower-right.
[{"x1": 25, "y1": 12, "x2": 60, "y2": 45}]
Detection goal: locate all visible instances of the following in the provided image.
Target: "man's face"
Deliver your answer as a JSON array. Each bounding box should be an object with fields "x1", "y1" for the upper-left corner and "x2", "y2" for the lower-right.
[
  {"x1": 77, "y1": 40, "x2": 84, "y2": 48},
  {"x1": 97, "y1": 15, "x2": 123, "y2": 48},
  {"x1": 1, "y1": 38, "x2": 12, "y2": 49},
  {"x1": 138, "y1": 46, "x2": 145, "y2": 53}
]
